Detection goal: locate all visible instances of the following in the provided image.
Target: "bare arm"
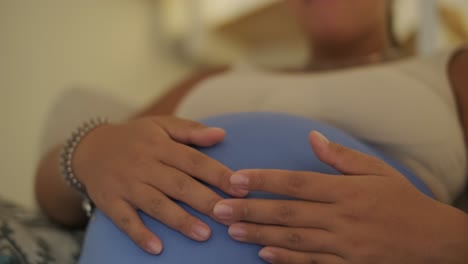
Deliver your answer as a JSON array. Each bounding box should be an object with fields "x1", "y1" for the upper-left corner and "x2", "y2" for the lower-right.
[
  {"x1": 35, "y1": 145, "x2": 88, "y2": 227},
  {"x1": 449, "y1": 46, "x2": 468, "y2": 153},
  {"x1": 34, "y1": 66, "x2": 229, "y2": 228}
]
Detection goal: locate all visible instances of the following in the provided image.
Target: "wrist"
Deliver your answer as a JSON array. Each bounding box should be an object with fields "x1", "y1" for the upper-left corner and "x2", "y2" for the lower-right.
[
  {"x1": 60, "y1": 118, "x2": 108, "y2": 196},
  {"x1": 71, "y1": 124, "x2": 109, "y2": 185}
]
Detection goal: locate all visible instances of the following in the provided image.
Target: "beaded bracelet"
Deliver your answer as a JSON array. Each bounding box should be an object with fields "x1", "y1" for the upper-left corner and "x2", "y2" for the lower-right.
[{"x1": 59, "y1": 117, "x2": 108, "y2": 216}]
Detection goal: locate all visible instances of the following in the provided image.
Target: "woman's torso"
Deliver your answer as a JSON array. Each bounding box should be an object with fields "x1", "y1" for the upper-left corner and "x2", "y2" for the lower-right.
[{"x1": 175, "y1": 50, "x2": 467, "y2": 203}]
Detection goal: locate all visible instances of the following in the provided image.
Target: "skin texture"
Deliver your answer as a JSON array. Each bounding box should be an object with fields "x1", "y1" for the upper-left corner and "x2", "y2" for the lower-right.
[
  {"x1": 287, "y1": 0, "x2": 390, "y2": 64},
  {"x1": 71, "y1": 116, "x2": 247, "y2": 254},
  {"x1": 36, "y1": 145, "x2": 88, "y2": 227},
  {"x1": 210, "y1": 47, "x2": 468, "y2": 263},
  {"x1": 212, "y1": 46, "x2": 468, "y2": 264},
  {"x1": 449, "y1": 47, "x2": 468, "y2": 151},
  {"x1": 35, "y1": 0, "x2": 468, "y2": 258},
  {"x1": 213, "y1": 132, "x2": 468, "y2": 264},
  {"x1": 34, "y1": 68, "x2": 231, "y2": 253}
]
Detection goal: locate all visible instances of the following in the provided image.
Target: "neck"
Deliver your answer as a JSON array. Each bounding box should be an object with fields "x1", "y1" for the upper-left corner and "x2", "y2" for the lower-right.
[{"x1": 309, "y1": 29, "x2": 391, "y2": 67}]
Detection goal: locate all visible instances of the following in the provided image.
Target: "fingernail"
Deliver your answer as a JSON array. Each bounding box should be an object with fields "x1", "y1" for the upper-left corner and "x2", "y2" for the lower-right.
[
  {"x1": 213, "y1": 203, "x2": 233, "y2": 219},
  {"x1": 259, "y1": 249, "x2": 276, "y2": 262},
  {"x1": 228, "y1": 225, "x2": 247, "y2": 239},
  {"x1": 147, "y1": 239, "x2": 162, "y2": 254},
  {"x1": 230, "y1": 173, "x2": 249, "y2": 187},
  {"x1": 192, "y1": 222, "x2": 210, "y2": 240},
  {"x1": 314, "y1": 131, "x2": 329, "y2": 145}
]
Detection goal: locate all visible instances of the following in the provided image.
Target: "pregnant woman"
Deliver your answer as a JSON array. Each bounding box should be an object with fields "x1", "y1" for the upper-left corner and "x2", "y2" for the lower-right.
[
  {"x1": 78, "y1": 112, "x2": 443, "y2": 264},
  {"x1": 35, "y1": 0, "x2": 468, "y2": 263}
]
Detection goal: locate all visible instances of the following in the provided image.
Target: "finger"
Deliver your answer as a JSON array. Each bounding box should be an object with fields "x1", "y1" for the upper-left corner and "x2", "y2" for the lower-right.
[
  {"x1": 228, "y1": 223, "x2": 337, "y2": 254},
  {"x1": 213, "y1": 199, "x2": 334, "y2": 230},
  {"x1": 259, "y1": 247, "x2": 345, "y2": 264},
  {"x1": 229, "y1": 169, "x2": 342, "y2": 202},
  {"x1": 130, "y1": 183, "x2": 211, "y2": 241},
  {"x1": 100, "y1": 199, "x2": 163, "y2": 254},
  {"x1": 160, "y1": 142, "x2": 246, "y2": 197},
  {"x1": 309, "y1": 131, "x2": 394, "y2": 176},
  {"x1": 141, "y1": 164, "x2": 230, "y2": 220},
  {"x1": 152, "y1": 116, "x2": 226, "y2": 147}
]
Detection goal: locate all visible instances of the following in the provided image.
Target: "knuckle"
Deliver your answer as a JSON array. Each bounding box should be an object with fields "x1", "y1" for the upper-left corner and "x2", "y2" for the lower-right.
[
  {"x1": 175, "y1": 176, "x2": 193, "y2": 198},
  {"x1": 186, "y1": 120, "x2": 206, "y2": 130},
  {"x1": 118, "y1": 215, "x2": 132, "y2": 230},
  {"x1": 254, "y1": 226, "x2": 266, "y2": 244},
  {"x1": 251, "y1": 173, "x2": 266, "y2": 189},
  {"x1": 333, "y1": 144, "x2": 347, "y2": 156},
  {"x1": 329, "y1": 144, "x2": 347, "y2": 167},
  {"x1": 185, "y1": 152, "x2": 204, "y2": 171},
  {"x1": 285, "y1": 231, "x2": 303, "y2": 248},
  {"x1": 275, "y1": 203, "x2": 295, "y2": 226},
  {"x1": 285, "y1": 174, "x2": 305, "y2": 196},
  {"x1": 148, "y1": 197, "x2": 165, "y2": 217}
]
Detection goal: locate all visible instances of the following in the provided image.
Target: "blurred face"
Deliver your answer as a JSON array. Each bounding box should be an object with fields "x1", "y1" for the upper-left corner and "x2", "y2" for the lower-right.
[{"x1": 288, "y1": 0, "x2": 389, "y2": 44}]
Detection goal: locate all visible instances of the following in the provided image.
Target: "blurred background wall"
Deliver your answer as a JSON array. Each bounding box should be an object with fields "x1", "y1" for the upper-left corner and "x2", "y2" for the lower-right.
[
  {"x1": 0, "y1": 0, "x2": 467, "y2": 208},
  {"x1": 0, "y1": 0, "x2": 193, "y2": 208}
]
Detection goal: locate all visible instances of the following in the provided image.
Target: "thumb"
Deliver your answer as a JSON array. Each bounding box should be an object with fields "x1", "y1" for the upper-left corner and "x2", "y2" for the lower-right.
[
  {"x1": 152, "y1": 116, "x2": 226, "y2": 147},
  {"x1": 309, "y1": 131, "x2": 394, "y2": 176}
]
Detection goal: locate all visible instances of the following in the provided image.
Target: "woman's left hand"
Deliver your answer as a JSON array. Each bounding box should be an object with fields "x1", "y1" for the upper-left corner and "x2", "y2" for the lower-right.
[{"x1": 213, "y1": 131, "x2": 468, "y2": 264}]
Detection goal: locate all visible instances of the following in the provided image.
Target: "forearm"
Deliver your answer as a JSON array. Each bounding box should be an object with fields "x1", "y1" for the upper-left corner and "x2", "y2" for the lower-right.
[
  {"x1": 440, "y1": 210, "x2": 468, "y2": 264},
  {"x1": 35, "y1": 145, "x2": 87, "y2": 228},
  {"x1": 34, "y1": 67, "x2": 228, "y2": 227}
]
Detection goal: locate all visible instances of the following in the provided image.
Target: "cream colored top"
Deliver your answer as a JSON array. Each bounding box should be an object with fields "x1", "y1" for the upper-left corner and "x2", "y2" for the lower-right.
[{"x1": 175, "y1": 51, "x2": 467, "y2": 203}]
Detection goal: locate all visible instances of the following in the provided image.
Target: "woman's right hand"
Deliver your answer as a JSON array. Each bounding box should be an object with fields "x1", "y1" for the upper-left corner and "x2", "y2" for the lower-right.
[{"x1": 72, "y1": 116, "x2": 244, "y2": 254}]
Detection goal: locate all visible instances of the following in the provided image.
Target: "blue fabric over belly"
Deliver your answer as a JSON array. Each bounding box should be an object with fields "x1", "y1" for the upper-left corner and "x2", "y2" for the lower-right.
[{"x1": 79, "y1": 112, "x2": 433, "y2": 264}]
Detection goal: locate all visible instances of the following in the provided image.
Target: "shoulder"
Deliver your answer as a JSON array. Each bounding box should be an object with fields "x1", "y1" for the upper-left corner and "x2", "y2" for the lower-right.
[
  {"x1": 449, "y1": 46, "x2": 468, "y2": 83},
  {"x1": 448, "y1": 45, "x2": 468, "y2": 148},
  {"x1": 449, "y1": 45, "x2": 468, "y2": 102}
]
